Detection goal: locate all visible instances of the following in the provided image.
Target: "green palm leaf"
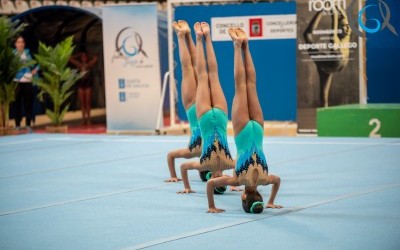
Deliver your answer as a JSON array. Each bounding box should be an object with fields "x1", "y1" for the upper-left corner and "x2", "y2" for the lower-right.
[{"x1": 33, "y1": 36, "x2": 80, "y2": 126}]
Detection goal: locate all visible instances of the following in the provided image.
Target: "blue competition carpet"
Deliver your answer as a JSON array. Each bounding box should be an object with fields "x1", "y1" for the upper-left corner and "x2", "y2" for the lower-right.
[{"x1": 0, "y1": 134, "x2": 399, "y2": 250}]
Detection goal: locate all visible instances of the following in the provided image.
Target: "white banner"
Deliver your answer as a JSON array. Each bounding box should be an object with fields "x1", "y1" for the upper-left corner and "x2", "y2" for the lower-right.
[
  {"x1": 102, "y1": 3, "x2": 161, "y2": 132},
  {"x1": 211, "y1": 14, "x2": 297, "y2": 41}
]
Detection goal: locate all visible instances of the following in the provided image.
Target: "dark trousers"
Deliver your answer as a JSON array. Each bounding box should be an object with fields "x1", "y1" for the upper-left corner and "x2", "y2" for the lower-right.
[{"x1": 15, "y1": 82, "x2": 34, "y2": 127}]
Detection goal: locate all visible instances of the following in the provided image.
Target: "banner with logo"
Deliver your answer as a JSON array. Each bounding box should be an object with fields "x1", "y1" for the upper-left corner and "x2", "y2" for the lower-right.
[
  {"x1": 297, "y1": 0, "x2": 361, "y2": 131},
  {"x1": 102, "y1": 3, "x2": 161, "y2": 132},
  {"x1": 211, "y1": 14, "x2": 296, "y2": 41}
]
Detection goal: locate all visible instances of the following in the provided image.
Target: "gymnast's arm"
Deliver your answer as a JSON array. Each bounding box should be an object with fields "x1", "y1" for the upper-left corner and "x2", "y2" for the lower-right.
[
  {"x1": 177, "y1": 161, "x2": 201, "y2": 194},
  {"x1": 266, "y1": 174, "x2": 283, "y2": 209},
  {"x1": 165, "y1": 148, "x2": 191, "y2": 182},
  {"x1": 223, "y1": 162, "x2": 243, "y2": 192},
  {"x1": 207, "y1": 176, "x2": 239, "y2": 213}
]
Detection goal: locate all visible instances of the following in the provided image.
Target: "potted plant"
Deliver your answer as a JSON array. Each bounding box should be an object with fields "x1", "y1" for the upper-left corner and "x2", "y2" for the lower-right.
[
  {"x1": 33, "y1": 36, "x2": 85, "y2": 133},
  {"x1": 0, "y1": 17, "x2": 28, "y2": 135}
]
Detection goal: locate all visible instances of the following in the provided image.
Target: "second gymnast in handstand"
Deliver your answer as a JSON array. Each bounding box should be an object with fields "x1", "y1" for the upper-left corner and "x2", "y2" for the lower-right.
[
  {"x1": 177, "y1": 21, "x2": 236, "y2": 194},
  {"x1": 206, "y1": 28, "x2": 282, "y2": 213}
]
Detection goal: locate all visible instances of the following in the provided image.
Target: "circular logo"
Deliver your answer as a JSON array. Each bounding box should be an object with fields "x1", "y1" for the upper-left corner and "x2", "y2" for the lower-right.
[
  {"x1": 113, "y1": 27, "x2": 148, "y2": 64},
  {"x1": 348, "y1": 0, "x2": 398, "y2": 36}
]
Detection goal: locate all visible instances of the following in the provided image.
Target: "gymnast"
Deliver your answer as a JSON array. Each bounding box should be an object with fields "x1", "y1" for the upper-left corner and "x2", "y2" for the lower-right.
[
  {"x1": 206, "y1": 28, "x2": 282, "y2": 213},
  {"x1": 165, "y1": 20, "x2": 203, "y2": 183},
  {"x1": 177, "y1": 21, "x2": 236, "y2": 194}
]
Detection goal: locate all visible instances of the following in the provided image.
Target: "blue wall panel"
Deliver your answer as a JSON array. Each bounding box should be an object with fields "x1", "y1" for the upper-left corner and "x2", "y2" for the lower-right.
[
  {"x1": 174, "y1": 2, "x2": 297, "y2": 121},
  {"x1": 366, "y1": 0, "x2": 400, "y2": 103}
]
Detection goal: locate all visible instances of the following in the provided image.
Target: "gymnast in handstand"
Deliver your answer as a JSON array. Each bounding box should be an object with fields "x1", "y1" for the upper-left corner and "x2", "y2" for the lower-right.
[
  {"x1": 206, "y1": 28, "x2": 282, "y2": 213},
  {"x1": 165, "y1": 20, "x2": 203, "y2": 183},
  {"x1": 177, "y1": 21, "x2": 235, "y2": 194}
]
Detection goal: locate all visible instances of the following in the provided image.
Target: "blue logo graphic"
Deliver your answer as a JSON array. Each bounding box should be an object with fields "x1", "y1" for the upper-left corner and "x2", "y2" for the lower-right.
[
  {"x1": 118, "y1": 79, "x2": 125, "y2": 89},
  {"x1": 358, "y1": 4, "x2": 381, "y2": 33},
  {"x1": 113, "y1": 27, "x2": 148, "y2": 65},
  {"x1": 119, "y1": 92, "x2": 126, "y2": 102},
  {"x1": 348, "y1": 0, "x2": 398, "y2": 36}
]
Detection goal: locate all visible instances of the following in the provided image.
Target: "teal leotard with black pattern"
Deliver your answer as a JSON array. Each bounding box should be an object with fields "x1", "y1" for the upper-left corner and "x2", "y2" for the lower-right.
[
  {"x1": 186, "y1": 104, "x2": 202, "y2": 155},
  {"x1": 198, "y1": 108, "x2": 234, "y2": 171},
  {"x1": 234, "y1": 120, "x2": 268, "y2": 186}
]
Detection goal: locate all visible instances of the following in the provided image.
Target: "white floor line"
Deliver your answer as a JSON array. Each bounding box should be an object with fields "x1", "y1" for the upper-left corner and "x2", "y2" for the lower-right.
[
  {"x1": 0, "y1": 138, "x2": 45, "y2": 147},
  {"x1": 122, "y1": 183, "x2": 400, "y2": 250},
  {"x1": 0, "y1": 184, "x2": 169, "y2": 217},
  {"x1": 0, "y1": 150, "x2": 168, "y2": 179}
]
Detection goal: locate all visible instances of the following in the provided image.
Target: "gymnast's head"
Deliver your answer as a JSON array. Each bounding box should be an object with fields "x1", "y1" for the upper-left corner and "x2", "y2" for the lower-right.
[
  {"x1": 199, "y1": 170, "x2": 211, "y2": 182},
  {"x1": 242, "y1": 187, "x2": 264, "y2": 214},
  {"x1": 200, "y1": 169, "x2": 223, "y2": 181}
]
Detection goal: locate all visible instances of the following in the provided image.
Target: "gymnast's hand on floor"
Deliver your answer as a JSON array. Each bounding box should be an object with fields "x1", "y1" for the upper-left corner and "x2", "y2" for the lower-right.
[
  {"x1": 164, "y1": 177, "x2": 182, "y2": 182},
  {"x1": 266, "y1": 203, "x2": 283, "y2": 209},
  {"x1": 207, "y1": 207, "x2": 225, "y2": 213},
  {"x1": 177, "y1": 188, "x2": 196, "y2": 194}
]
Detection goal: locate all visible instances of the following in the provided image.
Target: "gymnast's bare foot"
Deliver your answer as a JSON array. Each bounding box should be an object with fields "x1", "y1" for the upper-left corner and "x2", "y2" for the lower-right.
[
  {"x1": 178, "y1": 20, "x2": 191, "y2": 35},
  {"x1": 235, "y1": 28, "x2": 248, "y2": 49},
  {"x1": 173, "y1": 21, "x2": 186, "y2": 36},
  {"x1": 228, "y1": 27, "x2": 243, "y2": 46},
  {"x1": 194, "y1": 22, "x2": 203, "y2": 38},
  {"x1": 200, "y1": 22, "x2": 211, "y2": 37}
]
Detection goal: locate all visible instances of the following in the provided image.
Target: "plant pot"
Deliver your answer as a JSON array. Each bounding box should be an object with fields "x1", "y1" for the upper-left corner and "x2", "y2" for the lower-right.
[{"x1": 45, "y1": 125, "x2": 68, "y2": 133}]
